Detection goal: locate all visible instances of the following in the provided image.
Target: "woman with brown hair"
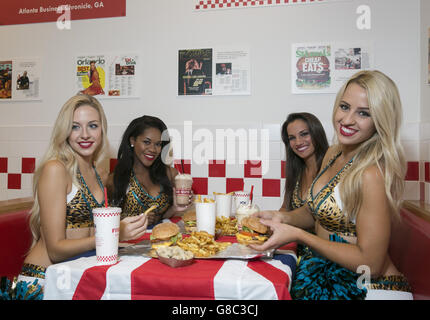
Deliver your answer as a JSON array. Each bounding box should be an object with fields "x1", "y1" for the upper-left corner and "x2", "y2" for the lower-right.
[
  {"x1": 281, "y1": 112, "x2": 329, "y2": 212},
  {"x1": 252, "y1": 70, "x2": 413, "y2": 300}
]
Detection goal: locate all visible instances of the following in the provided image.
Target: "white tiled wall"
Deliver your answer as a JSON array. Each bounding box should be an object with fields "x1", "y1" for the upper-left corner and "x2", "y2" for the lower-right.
[{"x1": 1, "y1": 121, "x2": 428, "y2": 207}]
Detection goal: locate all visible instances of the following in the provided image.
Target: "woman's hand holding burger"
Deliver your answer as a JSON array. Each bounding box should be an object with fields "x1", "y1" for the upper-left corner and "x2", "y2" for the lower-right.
[
  {"x1": 248, "y1": 218, "x2": 301, "y2": 252},
  {"x1": 251, "y1": 210, "x2": 286, "y2": 224}
]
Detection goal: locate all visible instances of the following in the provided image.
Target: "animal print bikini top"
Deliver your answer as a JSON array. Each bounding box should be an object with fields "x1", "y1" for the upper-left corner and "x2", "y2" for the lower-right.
[
  {"x1": 66, "y1": 168, "x2": 105, "y2": 229},
  {"x1": 291, "y1": 176, "x2": 306, "y2": 210},
  {"x1": 306, "y1": 151, "x2": 357, "y2": 237},
  {"x1": 122, "y1": 170, "x2": 171, "y2": 224}
]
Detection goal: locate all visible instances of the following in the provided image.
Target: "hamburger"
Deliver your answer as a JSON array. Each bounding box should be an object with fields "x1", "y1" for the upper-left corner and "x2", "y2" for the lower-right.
[
  {"x1": 236, "y1": 216, "x2": 269, "y2": 245},
  {"x1": 182, "y1": 210, "x2": 197, "y2": 234},
  {"x1": 150, "y1": 222, "x2": 182, "y2": 250}
]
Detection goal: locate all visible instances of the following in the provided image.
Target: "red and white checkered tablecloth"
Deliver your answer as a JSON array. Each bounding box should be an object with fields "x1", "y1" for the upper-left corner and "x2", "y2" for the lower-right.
[{"x1": 44, "y1": 218, "x2": 297, "y2": 300}]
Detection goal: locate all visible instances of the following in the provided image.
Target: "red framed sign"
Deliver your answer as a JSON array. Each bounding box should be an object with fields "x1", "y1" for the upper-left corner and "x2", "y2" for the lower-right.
[{"x1": 0, "y1": 0, "x2": 126, "y2": 26}]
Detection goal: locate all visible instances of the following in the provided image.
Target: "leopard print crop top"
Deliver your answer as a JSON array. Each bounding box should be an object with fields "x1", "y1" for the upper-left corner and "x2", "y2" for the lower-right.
[
  {"x1": 122, "y1": 170, "x2": 171, "y2": 224},
  {"x1": 66, "y1": 168, "x2": 105, "y2": 229},
  {"x1": 291, "y1": 177, "x2": 306, "y2": 210},
  {"x1": 306, "y1": 151, "x2": 357, "y2": 237}
]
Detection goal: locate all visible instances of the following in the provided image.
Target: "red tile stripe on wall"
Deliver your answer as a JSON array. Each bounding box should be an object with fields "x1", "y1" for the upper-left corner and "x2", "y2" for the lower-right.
[
  {"x1": 0, "y1": 157, "x2": 36, "y2": 190},
  {"x1": 0, "y1": 158, "x2": 7, "y2": 173},
  {"x1": 110, "y1": 158, "x2": 285, "y2": 197},
  {"x1": 405, "y1": 161, "x2": 419, "y2": 181},
  {"x1": 426, "y1": 162, "x2": 430, "y2": 183},
  {"x1": 1, "y1": 157, "x2": 428, "y2": 201}
]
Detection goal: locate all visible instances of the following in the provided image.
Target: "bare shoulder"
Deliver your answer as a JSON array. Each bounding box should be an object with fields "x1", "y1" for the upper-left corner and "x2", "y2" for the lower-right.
[
  {"x1": 357, "y1": 165, "x2": 391, "y2": 228},
  {"x1": 362, "y1": 166, "x2": 384, "y2": 187},
  {"x1": 41, "y1": 159, "x2": 68, "y2": 178},
  {"x1": 360, "y1": 165, "x2": 386, "y2": 198},
  {"x1": 38, "y1": 160, "x2": 70, "y2": 193}
]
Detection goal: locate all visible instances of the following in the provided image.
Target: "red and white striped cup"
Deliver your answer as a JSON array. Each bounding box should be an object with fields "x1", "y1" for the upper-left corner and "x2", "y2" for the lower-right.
[{"x1": 93, "y1": 207, "x2": 121, "y2": 265}]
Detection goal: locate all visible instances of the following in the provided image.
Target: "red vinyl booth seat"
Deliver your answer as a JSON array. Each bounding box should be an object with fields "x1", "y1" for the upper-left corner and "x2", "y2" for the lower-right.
[
  {"x1": 0, "y1": 210, "x2": 32, "y2": 279},
  {"x1": 389, "y1": 208, "x2": 430, "y2": 300}
]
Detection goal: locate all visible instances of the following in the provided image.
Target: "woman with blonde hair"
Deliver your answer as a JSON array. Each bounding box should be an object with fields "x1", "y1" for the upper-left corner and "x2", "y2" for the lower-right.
[
  {"x1": 251, "y1": 70, "x2": 413, "y2": 300},
  {"x1": 2, "y1": 94, "x2": 132, "y2": 299}
]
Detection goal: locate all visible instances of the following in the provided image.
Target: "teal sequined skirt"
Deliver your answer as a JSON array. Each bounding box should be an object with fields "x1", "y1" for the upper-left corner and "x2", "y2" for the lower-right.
[{"x1": 291, "y1": 234, "x2": 367, "y2": 300}]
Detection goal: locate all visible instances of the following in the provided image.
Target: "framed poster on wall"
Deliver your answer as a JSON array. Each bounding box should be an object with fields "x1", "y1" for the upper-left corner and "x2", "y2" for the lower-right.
[
  {"x1": 178, "y1": 47, "x2": 251, "y2": 96},
  {"x1": 428, "y1": 27, "x2": 430, "y2": 85},
  {"x1": 0, "y1": 57, "x2": 42, "y2": 101},
  {"x1": 75, "y1": 54, "x2": 139, "y2": 99},
  {"x1": 291, "y1": 42, "x2": 372, "y2": 94}
]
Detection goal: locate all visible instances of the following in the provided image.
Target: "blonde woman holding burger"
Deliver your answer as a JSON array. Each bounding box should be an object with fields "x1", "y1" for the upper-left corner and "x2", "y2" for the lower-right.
[{"x1": 251, "y1": 70, "x2": 412, "y2": 300}]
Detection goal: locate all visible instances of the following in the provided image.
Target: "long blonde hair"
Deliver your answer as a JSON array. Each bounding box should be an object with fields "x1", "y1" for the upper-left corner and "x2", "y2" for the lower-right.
[
  {"x1": 332, "y1": 70, "x2": 406, "y2": 221},
  {"x1": 29, "y1": 94, "x2": 109, "y2": 246}
]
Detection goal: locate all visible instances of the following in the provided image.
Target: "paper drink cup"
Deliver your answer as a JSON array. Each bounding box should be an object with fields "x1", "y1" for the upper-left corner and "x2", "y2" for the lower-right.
[
  {"x1": 93, "y1": 207, "x2": 121, "y2": 265},
  {"x1": 195, "y1": 201, "x2": 216, "y2": 236},
  {"x1": 233, "y1": 191, "x2": 250, "y2": 214},
  {"x1": 175, "y1": 174, "x2": 193, "y2": 205},
  {"x1": 236, "y1": 204, "x2": 260, "y2": 230},
  {"x1": 215, "y1": 194, "x2": 232, "y2": 218}
]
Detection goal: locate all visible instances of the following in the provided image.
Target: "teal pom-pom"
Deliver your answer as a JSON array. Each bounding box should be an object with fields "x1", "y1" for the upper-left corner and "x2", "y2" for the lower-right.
[
  {"x1": 0, "y1": 277, "x2": 43, "y2": 300},
  {"x1": 291, "y1": 234, "x2": 367, "y2": 300},
  {"x1": 0, "y1": 277, "x2": 14, "y2": 300}
]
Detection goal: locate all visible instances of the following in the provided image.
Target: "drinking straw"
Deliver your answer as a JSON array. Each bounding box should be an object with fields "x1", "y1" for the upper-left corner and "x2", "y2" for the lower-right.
[
  {"x1": 181, "y1": 159, "x2": 185, "y2": 174},
  {"x1": 250, "y1": 185, "x2": 254, "y2": 204},
  {"x1": 104, "y1": 187, "x2": 108, "y2": 208},
  {"x1": 174, "y1": 162, "x2": 182, "y2": 173}
]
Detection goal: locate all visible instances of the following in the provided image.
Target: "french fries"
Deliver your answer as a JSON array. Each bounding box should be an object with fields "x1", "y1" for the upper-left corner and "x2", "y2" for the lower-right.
[
  {"x1": 177, "y1": 231, "x2": 231, "y2": 257},
  {"x1": 215, "y1": 216, "x2": 238, "y2": 236},
  {"x1": 143, "y1": 204, "x2": 158, "y2": 216},
  {"x1": 213, "y1": 192, "x2": 234, "y2": 196},
  {"x1": 194, "y1": 195, "x2": 215, "y2": 203}
]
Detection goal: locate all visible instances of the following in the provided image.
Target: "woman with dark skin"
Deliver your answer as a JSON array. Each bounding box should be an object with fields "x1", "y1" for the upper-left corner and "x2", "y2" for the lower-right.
[{"x1": 106, "y1": 115, "x2": 192, "y2": 241}]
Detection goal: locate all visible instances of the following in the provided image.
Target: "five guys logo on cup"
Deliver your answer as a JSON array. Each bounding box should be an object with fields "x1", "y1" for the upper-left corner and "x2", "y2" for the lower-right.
[
  {"x1": 174, "y1": 173, "x2": 193, "y2": 205},
  {"x1": 176, "y1": 189, "x2": 192, "y2": 195},
  {"x1": 92, "y1": 188, "x2": 121, "y2": 265}
]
